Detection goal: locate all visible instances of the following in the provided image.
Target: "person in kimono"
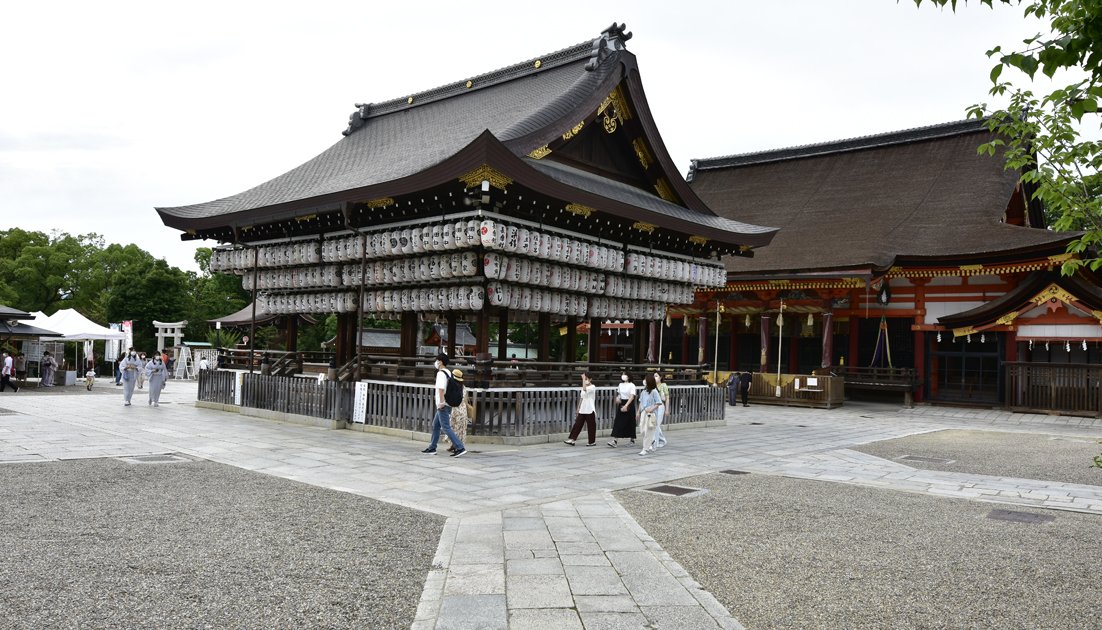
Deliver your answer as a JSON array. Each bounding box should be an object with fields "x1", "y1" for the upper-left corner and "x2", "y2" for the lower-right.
[
  {"x1": 39, "y1": 351, "x2": 58, "y2": 387},
  {"x1": 119, "y1": 349, "x2": 142, "y2": 406},
  {"x1": 136, "y1": 352, "x2": 148, "y2": 390},
  {"x1": 145, "y1": 355, "x2": 167, "y2": 407}
]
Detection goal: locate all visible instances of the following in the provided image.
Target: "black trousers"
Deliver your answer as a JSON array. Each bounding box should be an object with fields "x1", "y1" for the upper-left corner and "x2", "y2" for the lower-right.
[
  {"x1": 740, "y1": 387, "x2": 749, "y2": 406},
  {"x1": 0, "y1": 374, "x2": 17, "y2": 392},
  {"x1": 569, "y1": 412, "x2": 596, "y2": 444}
]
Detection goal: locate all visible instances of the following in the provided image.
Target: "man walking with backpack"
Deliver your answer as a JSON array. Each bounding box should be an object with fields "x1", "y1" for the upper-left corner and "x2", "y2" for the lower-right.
[{"x1": 422, "y1": 353, "x2": 467, "y2": 457}]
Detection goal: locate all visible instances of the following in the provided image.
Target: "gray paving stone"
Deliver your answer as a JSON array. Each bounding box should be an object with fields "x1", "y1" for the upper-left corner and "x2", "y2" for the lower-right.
[
  {"x1": 506, "y1": 557, "x2": 564, "y2": 575},
  {"x1": 436, "y1": 594, "x2": 507, "y2": 630},
  {"x1": 503, "y1": 517, "x2": 547, "y2": 531},
  {"x1": 621, "y1": 574, "x2": 698, "y2": 606},
  {"x1": 505, "y1": 575, "x2": 574, "y2": 609},
  {"x1": 504, "y1": 529, "x2": 556, "y2": 550},
  {"x1": 564, "y1": 565, "x2": 629, "y2": 596},
  {"x1": 641, "y1": 605, "x2": 722, "y2": 629},
  {"x1": 578, "y1": 611, "x2": 653, "y2": 629},
  {"x1": 442, "y1": 563, "x2": 505, "y2": 596},
  {"x1": 508, "y1": 608, "x2": 584, "y2": 630},
  {"x1": 574, "y1": 595, "x2": 641, "y2": 613}
]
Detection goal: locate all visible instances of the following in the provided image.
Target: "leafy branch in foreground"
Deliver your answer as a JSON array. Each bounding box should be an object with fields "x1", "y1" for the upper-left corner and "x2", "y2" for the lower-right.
[{"x1": 914, "y1": 0, "x2": 1102, "y2": 273}]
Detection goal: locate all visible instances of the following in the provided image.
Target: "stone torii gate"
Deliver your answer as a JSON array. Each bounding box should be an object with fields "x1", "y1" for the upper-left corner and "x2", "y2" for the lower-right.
[{"x1": 152, "y1": 320, "x2": 187, "y2": 352}]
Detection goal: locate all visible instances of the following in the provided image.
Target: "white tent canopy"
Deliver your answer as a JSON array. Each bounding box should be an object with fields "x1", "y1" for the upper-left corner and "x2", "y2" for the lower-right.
[{"x1": 30, "y1": 310, "x2": 126, "y2": 341}]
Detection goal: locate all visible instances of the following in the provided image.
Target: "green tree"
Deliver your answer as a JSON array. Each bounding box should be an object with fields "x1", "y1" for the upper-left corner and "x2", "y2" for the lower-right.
[
  {"x1": 915, "y1": 0, "x2": 1102, "y2": 272},
  {"x1": 105, "y1": 259, "x2": 193, "y2": 353},
  {"x1": 0, "y1": 229, "x2": 103, "y2": 313}
]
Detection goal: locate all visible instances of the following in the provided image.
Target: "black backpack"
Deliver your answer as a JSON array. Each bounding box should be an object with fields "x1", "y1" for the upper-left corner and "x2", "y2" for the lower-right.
[{"x1": 442, "y1": 369, "x2": 464, "y2": 407}]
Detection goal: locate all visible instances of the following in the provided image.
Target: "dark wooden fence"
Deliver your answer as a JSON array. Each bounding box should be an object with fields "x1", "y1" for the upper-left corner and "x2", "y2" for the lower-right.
[
  {"x1": 748, "y1": 373, "x2": 845, "y2": 409},
  {"x1": 197, "y1": 369, "x2": 236, "y2": 405},
  {"x1": 1005, "y1": 362, "x2": 1102, "y2": 415},
  {"x1": 240, "y1": 373, "x2": 354, "y2": 421}
]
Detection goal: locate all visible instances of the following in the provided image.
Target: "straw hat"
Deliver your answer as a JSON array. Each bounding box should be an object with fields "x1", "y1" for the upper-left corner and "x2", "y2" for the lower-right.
[{"x1": 451, "y1": 369, "x2": 464, "y2": 382}]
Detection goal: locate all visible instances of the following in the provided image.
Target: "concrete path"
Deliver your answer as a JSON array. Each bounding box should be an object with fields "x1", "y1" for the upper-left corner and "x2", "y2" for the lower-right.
[{"x1": 1, "y1": 383, "x2": 1101, "y2": 628}]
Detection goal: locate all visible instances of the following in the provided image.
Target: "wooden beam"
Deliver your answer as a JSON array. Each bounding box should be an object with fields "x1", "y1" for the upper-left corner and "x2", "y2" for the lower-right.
[
  {"x1": 537, "y1": 313, "x2": 550, "y2": 362},
  {"x1": 589, "y1": 317, "x2": 602, "y2": 363},
  {"x1": 285, "y1": 316, "x2": 298, "y2": 352},
  {"x1": 498, "y1": 308, "x2": 509, "y2": 361},
  {"x1": 565, "y1": 316, "x2": 577, "y2": 363},
  {"x1": 477, "y1": 310, "x2": 491, "y2": 356}
]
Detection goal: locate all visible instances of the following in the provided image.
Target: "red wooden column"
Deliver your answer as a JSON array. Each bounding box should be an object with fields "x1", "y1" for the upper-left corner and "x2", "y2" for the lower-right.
[
  {"x1": 911, "y1": 278, "x2": 930, "y2": 403},
  {"x1": 759, "y1": 315, "x2": 771, "y2": 372},
  {"x1": 789, "y1": 336, "x2": 799, "y2": 374},
  {"x1": 1006, "y1": 329, "x2": 1018, "y2": 362},
  {"x1": 729, "y1": 317, "x2": 738, "y2": 371},
  {"x1": 698, "y1": 315, "x2": 708, "y2": 366}
]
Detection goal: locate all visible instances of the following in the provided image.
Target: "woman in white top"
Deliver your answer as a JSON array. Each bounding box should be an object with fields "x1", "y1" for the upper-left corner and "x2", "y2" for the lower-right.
[
  {"x1": 564, "y1": 372, "x2": 597, "y2": 446},
  {"x1": 608, "y1": 371, "x2": 637, "y2": 448}
]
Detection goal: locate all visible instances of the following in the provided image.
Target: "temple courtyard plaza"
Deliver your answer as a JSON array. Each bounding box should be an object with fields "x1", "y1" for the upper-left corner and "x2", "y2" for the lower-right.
[{"x1": 1, "y1": 385, "x2": 1101, "y2": 629}]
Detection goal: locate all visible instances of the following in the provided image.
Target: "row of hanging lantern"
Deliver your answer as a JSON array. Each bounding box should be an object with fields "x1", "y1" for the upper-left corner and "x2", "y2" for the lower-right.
[
  {"x1": 242, "y1": 266, "x2": 345, "y2": 291},
  {"x1": 210, "y1": 220, "x2": 725, "y2": 287},
  {"x1": 259, "y1": 291, "x2": 360, "y2": 315}
]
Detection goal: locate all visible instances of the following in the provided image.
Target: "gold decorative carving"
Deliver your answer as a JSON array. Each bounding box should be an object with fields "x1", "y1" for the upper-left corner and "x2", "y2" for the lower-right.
[
  {"x1": 562, "y1": 121, "x2": 584, "y2": 141},
  {"x1": 294, "y1": 214, "x2": 317, "y2": 222},
  {"x1": 632, "y1": 138, "x2": 653, "y2": 169},
  {"x1": 960, "y1": 264, "x2": 984, "y2": 272},
  {"x1": 740, "y1": 245, "x2": 753, "y2": 253},
  {"x1": 565, "y1": 203, "x2": 595, "y2": 217},
  {"x1": 631, "y1": 221, "x2": 657, "y2": 233},
  {"x1": 407, "y1": 97, "x2": 413, "y2": 104},
  {"x1": 1030, "y1": 283, "x2": 1077, "y2": 306},
  {"x1": 688, "y1": 236, "x2": 709, "y2": 245},
  {"x1": 769, "y1": 279, "x2": 791, "y2": 284},
  {"x1": 527, "y1": 145, "x2": 551, "y2": 159},
  {"x1": 1049, "y1": 252, "x2": 1074, "y2": 263},
  {"x1": 599, "y1": 85, "x2": 632, "y2": 134},
  {"x1": 995, "y1": 311, "x2": 1019, "y2": 326},
  {"x1": 952, "y1": 326, "x2": 977, "y2": 338},
  {"x1": 466, "y1": 81, "x2": 472, "y2": 88},
  {"x1": 458, "y1": 164, "x2": 514, "y2": 190},
  {"x1": 534, "y1": 60, "x2": 542, "y2": 68},
  {"x1": 365, "y1": 198, "x2": 395, "y2": 208},
  {"x1": 654, "y1": 178, "x2": 677, "y2": 203}
]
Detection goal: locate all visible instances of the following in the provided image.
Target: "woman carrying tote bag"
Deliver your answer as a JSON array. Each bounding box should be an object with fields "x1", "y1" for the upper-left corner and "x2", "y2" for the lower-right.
[{"x1": 636, "y1": 373, "x2": 662, "y2": 456}]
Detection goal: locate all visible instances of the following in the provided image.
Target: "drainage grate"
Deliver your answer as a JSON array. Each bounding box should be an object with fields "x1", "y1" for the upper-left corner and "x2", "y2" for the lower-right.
[
  {"x1": 646, "y1": 485, "x2": 700, "y2": 496},
  {"x1": 720, "y1": 470, "x2": 750, "y2": 476},
  {"x1": 987, "y1": 509, "x2": 1054, "y2": 525},
  {"x1": 119, "y1": 454, "x2": 190, "y2": 464},
  {"x1": 900, "y1": 455, "x2": 955, "y2": 464},
  {"x1": 749, "y1": 422, "x2": 764, "y2": 425},
  {"x1": 796, "y1": 425, "x2": 808, "y2": 428}
]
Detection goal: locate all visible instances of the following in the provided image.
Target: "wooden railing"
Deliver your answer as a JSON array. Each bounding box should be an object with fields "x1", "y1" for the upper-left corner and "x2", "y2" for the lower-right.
[
  {"x1": 217, "y1": 348, "x2": 334, "y2": 372},
  {"x1": 747, "y1": 372, "x2": 845, "y2": 409},
  {"x1": 197, "y1": 369, "x2": 236, "y2": 405},
  {"x1": 828, "y1": 365, "x2": 922, "y2": 390},
  {"x1": 240, "y1": 373, "x2": 353, "y2": 421},
  {"x1": 1005, "y1": 362, "x2": 1102, "y2": 415}
]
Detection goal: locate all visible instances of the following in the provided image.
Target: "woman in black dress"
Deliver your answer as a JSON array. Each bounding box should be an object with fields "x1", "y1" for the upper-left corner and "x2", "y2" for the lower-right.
[{"x1": 608, "y1": 370, "x2": 637, "y2": 448}]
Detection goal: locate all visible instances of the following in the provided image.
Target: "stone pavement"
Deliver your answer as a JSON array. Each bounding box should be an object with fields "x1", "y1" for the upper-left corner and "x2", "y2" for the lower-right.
[{"x1": 1, "y1": 384, "x2": 1101, "y2": 628}]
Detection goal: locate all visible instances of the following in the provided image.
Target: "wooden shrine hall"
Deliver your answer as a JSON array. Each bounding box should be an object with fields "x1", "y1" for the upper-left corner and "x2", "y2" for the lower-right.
[
  {"x1": 685, "y1": 118, "x2": 1090, "y2": 412},
  {"x1": 162, "y1": 24, "x2": 775, "y2": 436}
]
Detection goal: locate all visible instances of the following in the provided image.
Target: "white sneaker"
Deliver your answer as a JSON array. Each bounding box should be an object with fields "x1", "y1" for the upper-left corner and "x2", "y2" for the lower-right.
[{"x1": 638, "y1": 450, "x2": 648, "y2": 456}]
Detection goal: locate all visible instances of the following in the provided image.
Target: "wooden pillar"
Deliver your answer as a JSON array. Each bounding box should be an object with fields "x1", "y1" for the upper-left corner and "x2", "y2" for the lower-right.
[
  {"x1": 1006, "y1": 329, "x2": 1018, "y2": 362},
  {"x1": 477, "y1": 309, "x2": 491, "y2": 356},
  {"x1": 565, "y1": 316, "x2": 578, "y2": 363},
  {"x1": 912, "y1": 278, "x2": 930, "y2": 403},
  {"x1": 759, "y1": 315, "x2": 771, "y2": 373},
  {"x1": 447, "y1": 313, "x2": 457, "y2": 359},
  {"x1": 334, "y1": 313, "x2": 347, "y2": 366},
  {"x1": 588, "y1": 317, "x2": 602, "y2": 364},
  {"x1": 537, "y1": 312, "x2": 550, "y2": 362},
  {"x1": 698, "y1": 315, "x2": 708, "y2": 366},
  {"x1": 821, "y1": 312, "x2": 833, "y2": 368},
  {"x1": 285, "y1": 316, "x2": 298, "y2": 353},
  {"x1": 400, "y1": 312, "x2": 418, "y2": 357},
  {"x1": 789, "y1": 336, "x2": 799, "y2": 374},
  {"x1": 681, "y1": 318, "x2": 690, "y2": 365},
  {"x1": 631, "y1": 320, "x2": 645, "y2": 365},
  {"x1": 646, "y1": 321, "x2": 658, "y2": 363},
  {"x1": 345, "y1": 313, "x2": 357, "y2": 364},
  {"x1": 849, "y1": 316, "x2": 860, "y2": 368},
  {"x1": 498, "y1": 308, "x2": 510, "y2": 361},
  {"x1": 729, "y1": 317, "x2": 738, "y2": 371}
]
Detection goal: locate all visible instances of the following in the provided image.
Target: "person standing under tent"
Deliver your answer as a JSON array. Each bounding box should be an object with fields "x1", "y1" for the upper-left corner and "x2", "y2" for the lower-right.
[
  {"x1": 39, "y1": 351, "x2": 57, "y2": 387},
  {"x1": 608, "y1": 371, "x2": 636, "y2": 448},
  {"x1": 145, "y1": 355, "x2": 167, "y2": 407},
  {"x1": 119, "y1": 349, "x2": 141, "y2": 406},
  {"x1": 1, "y1": 351, "x2": 19, "y2": 393},
  {"x1": 421, "y1": 353, "x2": 466, "y2": 457},
  {"x1": 15, "y1": 353, "x2": 26, "y2": 386},
  {"x1": 652, "y1": 372, "x2": 669, "y2": 449}
]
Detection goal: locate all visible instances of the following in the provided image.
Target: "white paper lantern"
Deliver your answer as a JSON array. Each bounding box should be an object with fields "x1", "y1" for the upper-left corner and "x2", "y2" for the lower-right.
[
  {"x1": 470, "y1": 286, "x2": 484, "y2": 310},
  {"x1": 488, "y1": 282, "x2": 506, "y2": 307},
  {"x1": 458, "y1": 286, "x2": 471, "y2": 310},
  {"x1": 461, "y1": 251, "x2": 478, "y2": 277},
  {"x1": 427, "y1": 287, "x2": 438, "y2": 311},
  {"x1": 537, "y1": 232, "x2": 551, "y2": 258},
  {"x1": 442, "y1": 223, "x2": 455, "y2": 250},
  {"x1": 479, "y1": 220, "x2": 496, "y2": 248},
  {"x1": 505, "y1": 225, "x2": 519, "y2": 253},
  {"x1": 518, "y1": 228, "x2": 531, "y2": 255},
  {"x1": 483, "y1": 252, "x2": 502, "y2": 280},
  {"x1": 509, "y1": 286, "x2": 522, "y2": 310},
  {"x1": 453, "y1": 221, "x2": 468, "y2": 249}
]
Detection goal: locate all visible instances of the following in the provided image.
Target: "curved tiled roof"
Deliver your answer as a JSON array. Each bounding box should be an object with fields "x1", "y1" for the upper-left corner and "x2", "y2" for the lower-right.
[{"x1": 690, "y1": 122, "x2": 1074, "y2": 274}]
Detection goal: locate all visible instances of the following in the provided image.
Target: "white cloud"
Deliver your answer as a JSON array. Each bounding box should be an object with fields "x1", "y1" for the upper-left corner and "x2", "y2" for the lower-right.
[{"x1": 0, "y1": 0, "x2": 1049, "y2": 271}]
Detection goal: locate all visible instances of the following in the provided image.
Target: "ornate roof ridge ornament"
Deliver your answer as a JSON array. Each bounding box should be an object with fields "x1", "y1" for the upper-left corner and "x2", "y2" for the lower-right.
[{"x1": 585, "y1": 23, "x2": 631, "y2": 72}]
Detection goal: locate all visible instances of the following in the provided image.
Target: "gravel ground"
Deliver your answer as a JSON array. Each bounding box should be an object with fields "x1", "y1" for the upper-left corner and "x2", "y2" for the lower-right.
[
  {"x1": 0, "y1": 457, "x2": 444, "y2": 629},
  {"x1": 853, "y1": 429, "x2": 1102, "y2": 486},
  {"x1": 617, "y1": 472, "x2": 1102, "y2": 630}
]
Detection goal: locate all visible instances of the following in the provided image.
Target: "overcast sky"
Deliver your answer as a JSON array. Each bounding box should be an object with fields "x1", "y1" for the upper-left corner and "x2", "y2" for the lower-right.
[{"x1": 0, "y1": 0, "x2": 1046, "y2": 272}]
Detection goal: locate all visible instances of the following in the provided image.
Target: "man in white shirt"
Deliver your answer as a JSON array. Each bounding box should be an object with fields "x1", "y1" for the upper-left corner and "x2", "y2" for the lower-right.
[
  {"x1": 198, "y1": 357, "x2": 209, "y2": 371},
  {"x1": 0, "y1": 351, "x2": 19, "y2": 393},
  {"x1": 422, "y1": 353, "x2": 466, "y2": 457}
]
